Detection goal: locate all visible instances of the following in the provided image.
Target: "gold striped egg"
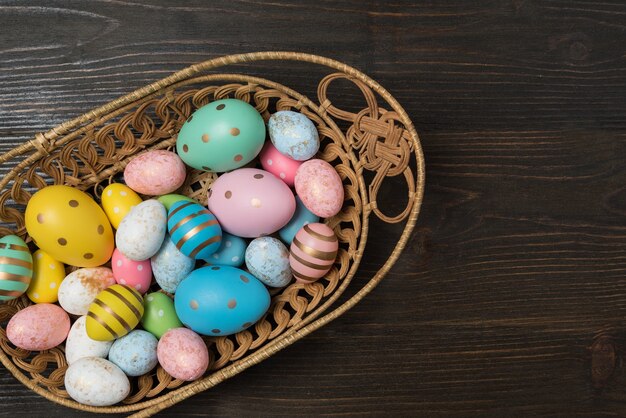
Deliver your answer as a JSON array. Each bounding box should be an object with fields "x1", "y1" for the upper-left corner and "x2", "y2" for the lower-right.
[
  {"x1": 0, "y1": 235, "x2": 33, "y2": 301},
  {"x1": 289, "y1": 223, "x2": 338, "y2": 284},
  {"x1": 86, "y1": 284, "x2": 144, "y2": 341}
]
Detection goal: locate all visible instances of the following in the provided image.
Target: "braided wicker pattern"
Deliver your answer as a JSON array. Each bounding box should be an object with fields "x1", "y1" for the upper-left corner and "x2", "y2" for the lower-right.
[{"x1": 0, "y1": 52, "x2": 424, "y2": 416}]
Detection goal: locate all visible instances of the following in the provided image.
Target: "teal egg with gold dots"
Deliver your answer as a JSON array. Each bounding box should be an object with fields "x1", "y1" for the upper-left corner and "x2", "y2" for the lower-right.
[
  {"x1": 0, "y1": 235, "x2": 33, "y2": 301},
  {"x1": 176, "y1": 99, "x2": 266, "y2": 173}
]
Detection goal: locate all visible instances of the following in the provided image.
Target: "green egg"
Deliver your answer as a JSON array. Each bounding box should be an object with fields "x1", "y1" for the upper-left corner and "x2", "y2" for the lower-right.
[
  {"x1": 176, "y1": 99, "x2": 266, "y2": 172},
  {"x1": 0, "y1": 235, "x2": 33, "y2": 301},
  {"x1": 157, "y1": 194, "x2": 196, "y2": 211},
  {"x1": 141, "y1": 292, "x2": 182, "y2": 339}
]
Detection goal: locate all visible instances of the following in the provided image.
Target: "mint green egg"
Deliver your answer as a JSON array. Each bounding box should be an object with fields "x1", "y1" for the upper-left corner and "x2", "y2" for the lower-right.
[
  {"x1": 0, "y1": 235, "x2": 32, "y2": 301},
  {"x1": 176, "y1": 99, "x2": 266, "y2": 172},
  {"x1": 157, "y1": 194, "x2": 196, "y2": 211},
  {"x1": 141, "y1": 292, "x2": 182, "y2": 339}
]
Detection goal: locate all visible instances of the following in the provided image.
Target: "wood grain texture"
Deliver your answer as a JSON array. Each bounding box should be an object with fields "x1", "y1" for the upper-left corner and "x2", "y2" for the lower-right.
[{"x1": 2, "y1": 0, "x2": 626, "y2": 416}]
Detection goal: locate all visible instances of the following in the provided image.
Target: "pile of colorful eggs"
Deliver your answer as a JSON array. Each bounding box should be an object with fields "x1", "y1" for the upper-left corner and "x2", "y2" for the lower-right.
[{"x1": 1, "y1": 99, "x2": 344, "y2": 406}]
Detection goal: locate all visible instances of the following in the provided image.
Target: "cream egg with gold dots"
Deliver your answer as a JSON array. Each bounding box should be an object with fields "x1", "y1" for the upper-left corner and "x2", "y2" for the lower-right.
[
  {"x1": 101, "y1": 183, "x2": 143, "y2": 229},
  {"x1": 26, "y1": 249, "x2": 65, "y2": 303}
]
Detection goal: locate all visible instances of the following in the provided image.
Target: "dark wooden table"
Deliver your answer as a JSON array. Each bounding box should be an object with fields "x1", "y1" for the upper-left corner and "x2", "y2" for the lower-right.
[{"x1": 2, "y1": 1, "x2": 626, "y2": 416}]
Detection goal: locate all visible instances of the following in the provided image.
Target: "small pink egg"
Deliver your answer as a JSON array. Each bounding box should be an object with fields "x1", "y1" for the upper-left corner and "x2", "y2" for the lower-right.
[
  {"x1": 259, "y1": 141, "x2": 302, "y2": 186},
  {"x1": 157, "y1": 328, "x2": 208, "y2": 381},
  {"x1": 111, "y1": 248, "x2": 152, "y2": 294},
  {"x1": 289, "y1": 223, "x2": 338, "y2": 284},
  {"x1": 7, "y1": 304, "x2": 70, "y2": 351},
  {"x1": 124, "y1": 150, "x2": 187, "y2": 195},
  {"x1": 294, "y1": 159, "x2": 344, "y2": 218}
]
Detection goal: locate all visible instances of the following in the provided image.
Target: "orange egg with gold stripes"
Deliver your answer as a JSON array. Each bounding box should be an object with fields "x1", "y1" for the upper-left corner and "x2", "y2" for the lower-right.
[
  {"x1": 86, "y1": 284, "x2": 144, "y2": 341},
  {"x1": 289, "y1": 223, "x2": 338, "y2": 284},
  {"x1": 0, "y1": 235, "x2": 33, "y2": 301}
]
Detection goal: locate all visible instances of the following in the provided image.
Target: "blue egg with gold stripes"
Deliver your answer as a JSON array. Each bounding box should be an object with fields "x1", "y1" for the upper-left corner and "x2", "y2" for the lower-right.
[
  {"x1": 0, "y1": 235, "x2": 33, "y2": 301},
  {"x1": 167, "y1": 200, "x2": 222, "y2": 261}
]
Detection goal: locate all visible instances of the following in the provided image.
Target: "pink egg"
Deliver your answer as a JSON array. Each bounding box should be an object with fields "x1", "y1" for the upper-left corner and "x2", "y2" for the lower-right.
[
  {"x1": 259, "y1": 141, "x2": 302, "y2": 187},
  {"x1": 124, "y1": 150, "x2": 187, "y2": 195},
  {"x1": 157, "y1": 328, "x2": 208, "y2": 381},
  {"x1": 111, "y1": 248, "x2": 152, "y2": 294},
  {"x1": 294, "y1": 159, "x2": 344, "y2": 218},
  {"x1": 289, "y1": 223, "x2": 338, "y2": 284},
  {"x1": 7, "y1": 304, "x2": 70, "y2": 351},
  {"x1": 208, "y1": 168, "x2": 296, "y2": 238}
]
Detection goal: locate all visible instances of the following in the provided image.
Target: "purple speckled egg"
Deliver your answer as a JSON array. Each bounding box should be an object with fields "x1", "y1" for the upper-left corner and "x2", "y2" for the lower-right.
[
  {"x1": 124, "y1": 150, "x2": 187, "y2": 195},
  {"x1": 294, "y1": 159, "x2": 344, "y2": 218},
  {"x1": 7, "y1": 303, "x2": 70, "y2": 351},
  {"x1": 157, "y1": 328, "x2": 208, "y2": 381},
  {"x1": 208, "y1": 168, "x2": 296, "y2": 238}
]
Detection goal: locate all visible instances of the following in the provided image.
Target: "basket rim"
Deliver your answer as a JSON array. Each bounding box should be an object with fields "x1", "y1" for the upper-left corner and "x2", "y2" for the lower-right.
[{"x1": 0, "y1": 51, "x2": 425, "y2": 417}]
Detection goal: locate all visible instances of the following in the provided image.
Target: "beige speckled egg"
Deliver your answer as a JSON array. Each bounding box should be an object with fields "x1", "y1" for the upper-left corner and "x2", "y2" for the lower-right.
[
  {"x1": 65, "y1": 357, "x2": 130, "y2": 406},
  {"x1": 58, "y1": 267, "x2": 116, "y2": 315},
  {"x1": 115, "y1": 200, "x2": 167, "y2": 261}
]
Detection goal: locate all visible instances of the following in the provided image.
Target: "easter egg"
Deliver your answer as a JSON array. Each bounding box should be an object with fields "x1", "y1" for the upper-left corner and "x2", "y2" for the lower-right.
[
  {"x1": 157, "y1": 194, "x2": 195, "y2": 211},
  {"x1": 101, "y1": 183, "x2": 142, "y2": 229},
  {"x1": 279, "y1": 196, "x2": 320, "y2": 244},
  {"x1": 24, "y1": 185, "x2": 114, "y2": 267},
  {"x1": 245, "y1": 237, "x2": 292, "y2": 288},
  {"x1": 209, "y1": 232, "x2": 246, "y2": 267},
  {"x1": 58, "y1": 267, "x2": 116, "y2": 315},
  {"x1": 294, "y1": 159, "x2": 344, "y2": 218},
  {"x1": 176, "y1": 99, "x2": 265, "y2": 172},
  {"x1": 111, "y1": 248, "x2": 152, "y2": 294},
  {"x1": 124, "y1": 150, "x2": 187, "y2": 195},
  {"x1": 157, "y1": 328, "x2": 208, "y2": 381},
  {"x1": 289, "y1": 223, "x2": 338, "y2": 283},
  {"x1": 259, "y1": 141, "x2": 302, "y2": 186},
  {"x1": 65, "y1": 357, "x2": 130, "y2": 406},
  {"x1": 141, "y1": 292, "x2": 182, "y2": 339},
  {"x1": 167, "y1": 201, "x2": 222, "y2": 260},
  {"x1": 208, "y1": 168, "x2": 296, "y2": 238},
  {"x1": 174, "y1": 266, "x2": 270, "y2": 336},
  {"x1": 116, "y1": 199, "x2": 167, "y2": 261},
  {"x1": 26, "y1": 249, "x2": 64, "y2": 303},
  {"x1": 150, "y1": 233, "x2": 194, "y2": 294},
  {"x1": 108, "y1": 330, "x2": 158, "y2": 376},
  {"x1": 0, "y1": 235, "x2": 32, "y2": 301},
  {"x1": 268, "y1": 110, "x2": 320, "y2": 161},
  {"x1": 65, "y1": 316, "x2": 113, "y2": 365},
  {"x1": 86, "y1": 284, "x2": 144, "y2": 342},
  {"x1": 7, "y1": 303, "x2": 70, "y2": 351}
]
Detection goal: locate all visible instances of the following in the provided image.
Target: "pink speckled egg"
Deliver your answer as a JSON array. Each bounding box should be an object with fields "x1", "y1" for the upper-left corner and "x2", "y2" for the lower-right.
[
  {"x1": 124, "y1": 150, "x2": 187, "y2": 195},
  {"x1": 289, "y1": 223, "x2": 338, "y2": 284},
  {"x1": 7, "y1": 303, "x2": 70, "y2": 351},
  {"x1": 157, "y1": 328, "x2": 208, "y2": 381},
  {"x1": 111, "y1": 248, "x2": 152, "y2": 294},
  {"x1": 294, "y1": 159, "x2": 344, "y2": 218},
  {"x1": 259, "y1": 141, "x2": 302, "y2": 187},
  {"x1": 208, "y1": 168, "x2": 296, "y2": 238}
]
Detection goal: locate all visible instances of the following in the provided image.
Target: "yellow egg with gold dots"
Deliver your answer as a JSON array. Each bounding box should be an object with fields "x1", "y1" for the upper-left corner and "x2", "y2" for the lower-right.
[
  {"x1": 25, "y1": 185, "x2": 114, "y2": 268},
  {"x1": 101, "y1": 183, "x2": 142, "y2": 229},
  {"x1": 26, "y1": 249, "x2": 65, "y2": 303}
]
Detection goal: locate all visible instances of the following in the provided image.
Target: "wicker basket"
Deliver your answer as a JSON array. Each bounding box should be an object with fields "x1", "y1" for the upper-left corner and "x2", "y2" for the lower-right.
[{"x1": 0, "y1": 52, "x2": 425, "y2": 416}]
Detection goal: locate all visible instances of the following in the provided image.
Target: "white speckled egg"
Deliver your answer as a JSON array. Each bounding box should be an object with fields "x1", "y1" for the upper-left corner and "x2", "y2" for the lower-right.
[
  {"x1": 268, "y1": 110, "x2": 320, "y2": 161},
  {"x1": 245, "y1": 237, "x2": 292, "y2": 287},
  {"x1": 58, "y1": 267, "x2": 116, "y2": 315},
  {"x1": 116, "y1": 200, "x2": 167, "y2": 261},
  {"x1": 150, "y1": 233, "x2": 195, "y2": 293},
  {"x1": 65, "y1": 357, "x2": 130, "y2": 406},
  {"x1": 108, "y1": 330, "x2": 158, "y2": 376},
  {"x1": 66, "y1": 316, "x2": 113, "y2": 365}
]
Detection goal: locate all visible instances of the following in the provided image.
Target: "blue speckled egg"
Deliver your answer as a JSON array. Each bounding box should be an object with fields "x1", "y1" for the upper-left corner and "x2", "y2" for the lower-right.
[
  {"x1": 0, "y1": 235, "x2": 32, "y2": 301},
  {"x1": 268, "y1": 111, "x2": 320, "y2": 161},
  {"x1": 151, "y1": 233, "x2": 195, "y2": 293},
  {"x1": 174, "y1": 266, "x2": 270, "y2": 336},
  {"x1": 245, "y1": 237, "x2": 292, "y2": 288},
  {"x1": 167, "y1": 200, "x2": 222, "y2": 261},
  {"x1": 108, "y1": 330, "x2": 158, "y2": 377},
  {"x1": 209, "y1": 232, "x2": 246, "y2": 267},
  {"x1": 279, "y1": 196, "x2": 320, "y2": 244}
]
